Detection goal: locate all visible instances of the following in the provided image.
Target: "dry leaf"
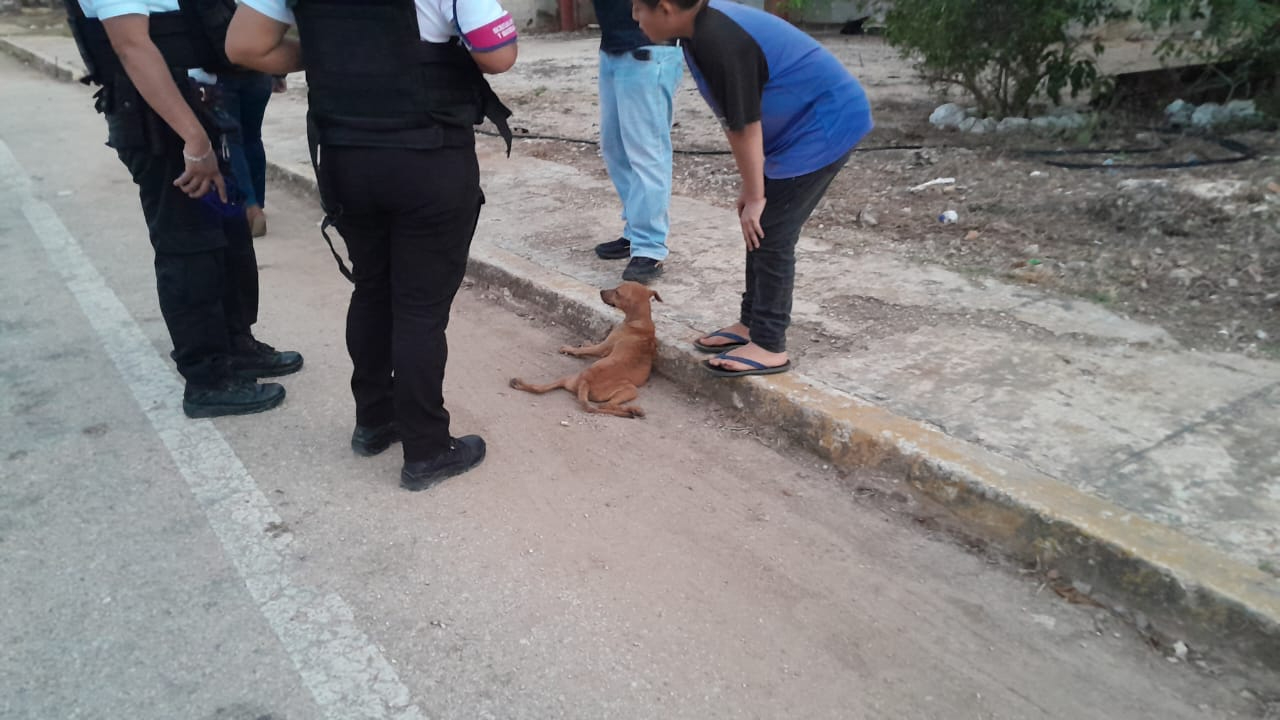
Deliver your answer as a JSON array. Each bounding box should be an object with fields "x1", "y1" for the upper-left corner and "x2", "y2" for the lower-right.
[{"x1": 1051, "y1": 582, "x2": 1104, "y2": 607}]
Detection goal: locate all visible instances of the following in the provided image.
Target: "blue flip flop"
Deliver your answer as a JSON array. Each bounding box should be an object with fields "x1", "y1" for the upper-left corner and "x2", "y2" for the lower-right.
[
  {"x1": 702, "y1": 352, "x2": 793, "y2": 378},
  {"x1": 693, "y1": 331, "x2": 750, "y2": 354}
]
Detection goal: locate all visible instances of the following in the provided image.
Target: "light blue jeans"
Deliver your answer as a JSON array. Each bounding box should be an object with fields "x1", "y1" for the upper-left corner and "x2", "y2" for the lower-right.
[{"x1": 598, "y1": 47, "x2": 683, "y2": 261}]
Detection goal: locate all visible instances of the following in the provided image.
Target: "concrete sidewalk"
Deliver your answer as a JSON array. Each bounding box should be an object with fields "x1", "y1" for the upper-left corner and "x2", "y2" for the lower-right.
[{"x1": 4, "y1": 31, "x2": 1277, "y2": 678}]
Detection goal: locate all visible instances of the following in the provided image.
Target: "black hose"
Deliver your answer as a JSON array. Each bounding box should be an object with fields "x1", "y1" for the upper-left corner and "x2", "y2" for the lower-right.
[
  {"x1": 476, "y1": 127, "x2": 926, "y2": 155},
  {"x1": 477, "y1": 127, "x2": 1261, "y2": 170},
  {"x1": 1027, "y1": 137, "x2": 1257, "y2": 170}
]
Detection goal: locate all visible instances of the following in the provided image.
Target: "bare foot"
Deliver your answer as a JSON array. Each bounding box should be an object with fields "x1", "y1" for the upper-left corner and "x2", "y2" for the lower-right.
[
  {"x1": 696, "y1": 322, "x2": 751, "y2": 349},
  {"x1": 707, "y1": 342, "x2": 789, "y2": 372}
]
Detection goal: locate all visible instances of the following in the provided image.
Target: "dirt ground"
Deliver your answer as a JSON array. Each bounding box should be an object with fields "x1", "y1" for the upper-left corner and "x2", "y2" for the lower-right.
[
  {"x1": 8, "y1": 6, "x2": 1276, "y2": 354},
  {"x1": 505, "y1": 32, "x2": 1280, "y2": 357}
]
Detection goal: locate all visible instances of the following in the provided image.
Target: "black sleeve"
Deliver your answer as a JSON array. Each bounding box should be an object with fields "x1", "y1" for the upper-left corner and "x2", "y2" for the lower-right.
[{"x1": 689, "y1": 9, "x2": 769, "y2": 131}]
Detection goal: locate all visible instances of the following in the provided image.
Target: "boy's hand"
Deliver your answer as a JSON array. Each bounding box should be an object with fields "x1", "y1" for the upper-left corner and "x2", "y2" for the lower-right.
[
  {"x1": 724, "y1": 123, "x2": 767, "y2": 251},
  {"x1": 737, "y1": 193, "x2": 766, "y2": 251}
]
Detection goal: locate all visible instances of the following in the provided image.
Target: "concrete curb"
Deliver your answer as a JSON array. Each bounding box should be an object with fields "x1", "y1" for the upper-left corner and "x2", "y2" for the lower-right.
[
  {"x1": 6, "y1": 37, "x2": 1278, "y2": 681},
  {"x1": 0, "y1": 35, "x2": 78, "y2": 82}
]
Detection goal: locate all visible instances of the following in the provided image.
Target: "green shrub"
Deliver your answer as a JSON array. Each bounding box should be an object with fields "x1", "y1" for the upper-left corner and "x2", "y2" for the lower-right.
[
  {"x1": 1144, "y1": 0, "x2": 1280, "y2": 107},
  {"x1": 884, "y1": 0, "x2": 1116, "y2": 117}
]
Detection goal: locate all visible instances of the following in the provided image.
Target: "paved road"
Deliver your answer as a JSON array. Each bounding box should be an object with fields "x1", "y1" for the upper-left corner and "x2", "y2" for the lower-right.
[{"x1": 0, "y1": 54, "x2": 1264, "y2": 720}]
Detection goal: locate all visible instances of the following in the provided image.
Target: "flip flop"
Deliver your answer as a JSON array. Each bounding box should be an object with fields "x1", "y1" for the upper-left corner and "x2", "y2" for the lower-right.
[
  {"x1": 693, "y1": 331, "x2": 750, "y2": 354},
  {"x1": 702, "y1": 352, "x2": 793, "y2": 378}
]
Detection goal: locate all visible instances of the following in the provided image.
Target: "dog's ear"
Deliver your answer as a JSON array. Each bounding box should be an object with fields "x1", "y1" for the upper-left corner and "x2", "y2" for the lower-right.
[{"x1": 650, "y1": 290, "x2": 664, "y2": 303}]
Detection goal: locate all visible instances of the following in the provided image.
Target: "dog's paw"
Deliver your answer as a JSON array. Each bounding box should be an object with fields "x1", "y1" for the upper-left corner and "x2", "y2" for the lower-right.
[
  {"x1": 558, "y1": 345, "x2": 577, "y2": 356},
  {"x1": 627, "y1": 406, "x2": 646, "y2": 419},
  {"x1": 508, "y1": 378, "x2": 523, "y2": 389}
]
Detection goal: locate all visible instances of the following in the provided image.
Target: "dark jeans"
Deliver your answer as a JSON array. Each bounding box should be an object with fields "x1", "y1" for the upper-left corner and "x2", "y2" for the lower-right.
[
  {"x1": 740, "y1": 151, "x2": 851, "y2": 353},
  {"x1": 217, "y1": 71, "x2": 273, "y2": 208},
  {"x1": 325, "y1": 144, "x2": 483, "y2": 461},
  {"x1": 114, "y1": 116, "x2": 259, "y2": 387}
]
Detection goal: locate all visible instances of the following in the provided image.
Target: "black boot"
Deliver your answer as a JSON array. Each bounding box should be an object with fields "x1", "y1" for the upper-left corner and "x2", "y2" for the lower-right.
[
  {"x1": 622, "y1": 257, "x2": 664, "y2": 283},
  {"x1": 183, "y1": 377, "x2": 286, "y2": 418},
  {"x1": 352, "y1": 422, "x2": 401, "y2": 457},
  {"x1": 230, "y1": 335, "x2": 304, "y2": 379},
  {"x1": 400, "y1": 435, "x2": 487, "y2": 491},
  {"x1": 594, "y1": 237, "x2": 630, "y2": 260}
]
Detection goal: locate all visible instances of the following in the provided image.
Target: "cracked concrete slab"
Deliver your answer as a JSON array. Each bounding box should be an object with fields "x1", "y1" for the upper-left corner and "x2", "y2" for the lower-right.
[{"x1": 1106, "y1": 382, "x2": 1280, "y2": 566}]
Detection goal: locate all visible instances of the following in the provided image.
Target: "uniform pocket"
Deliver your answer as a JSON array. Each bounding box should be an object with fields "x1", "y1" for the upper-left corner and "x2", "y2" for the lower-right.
[
  {"x1": 105, "y1": 110, "x2": 148, "y2": 150},
  {"x1": 103, "y1": 80, "x2": 151, "y2": 150}
]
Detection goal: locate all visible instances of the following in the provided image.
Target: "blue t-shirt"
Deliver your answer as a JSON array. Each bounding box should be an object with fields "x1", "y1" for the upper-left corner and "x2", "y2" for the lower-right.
[{"x1": 683, "y1": 0, "x2": 872, "y2": 178}]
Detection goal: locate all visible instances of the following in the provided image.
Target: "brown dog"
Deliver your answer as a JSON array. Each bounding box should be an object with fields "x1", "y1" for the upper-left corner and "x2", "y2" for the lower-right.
[{"x1": 510, "y1": 282, "x2": 662, "y2": 418}]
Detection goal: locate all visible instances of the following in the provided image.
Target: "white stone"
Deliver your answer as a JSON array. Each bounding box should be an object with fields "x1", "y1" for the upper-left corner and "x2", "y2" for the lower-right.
[
  {"x1": 1030, "y1": 116, "x2": 1063, "y2": 133},
  {"x1": 929, "y1": 103, "x2": 968, "y2": 129},
  {"x1": 1165, "y1": 99, "x2": 1194, "y2": 126},
  {"x1": 957, "y1": 116, "x2": 979, "y2": 133},
  {"x1": 1191, "y1": 102, "x2": 1224, "y2": 128},
  {"x1": 997, "y1": 117, "x2": 1031, "y2": 133},
  {"x1": 1224, "y1": 99, "x2": 1261, "y2": 121},
  {"x1": 968, "y1": 118, "x2": 998, "y2": 134},
  {"x1": 1057, "y1": 113, "x2": 1088, "y2": 130}
]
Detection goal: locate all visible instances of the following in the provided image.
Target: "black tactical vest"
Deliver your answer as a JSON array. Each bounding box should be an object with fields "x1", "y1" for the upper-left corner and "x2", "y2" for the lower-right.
[
  {"x1": 292, "y1": 0, "x2": 513, "y2": 152},
  {"x1": 64, "y1": 0, "x2": 236, "y2": 85}
]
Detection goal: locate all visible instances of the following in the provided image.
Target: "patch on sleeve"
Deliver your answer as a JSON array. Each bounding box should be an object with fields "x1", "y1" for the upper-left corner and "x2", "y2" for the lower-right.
[{"x1": 463, "y1": 13, "x2": 517, "y2": 52}]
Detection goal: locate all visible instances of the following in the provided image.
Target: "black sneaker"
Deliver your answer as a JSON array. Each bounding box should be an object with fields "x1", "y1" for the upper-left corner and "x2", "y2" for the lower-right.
[
  {"x1": 231, "y1": 336, "x2": 304, "y2": 379},
  {"x1": 622, "y1": 256, "x2": 664, "y2": 283},
  {"x1": 400, "y1": 435, "x2": 487, "y2": 491},
  {"x1": 352, "y1": 422, "x2": 400, "y2": 457},
  {"x1": 183, "y1": 377, "x2": 286, "y2": 418},
  {"x1": 594, "y1": 237, "x2": 631, "y2": 260}
]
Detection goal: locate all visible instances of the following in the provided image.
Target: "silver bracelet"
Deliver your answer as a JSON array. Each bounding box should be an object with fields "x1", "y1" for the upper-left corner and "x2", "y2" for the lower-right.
[{"x1": 183, "y1": 145, "x2": 212, "y2": 164}]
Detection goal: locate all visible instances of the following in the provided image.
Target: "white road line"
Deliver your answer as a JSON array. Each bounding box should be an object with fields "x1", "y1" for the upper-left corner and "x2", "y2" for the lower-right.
[{"x1": 0, "y1": 139, "x2": 427, "y2": 720}]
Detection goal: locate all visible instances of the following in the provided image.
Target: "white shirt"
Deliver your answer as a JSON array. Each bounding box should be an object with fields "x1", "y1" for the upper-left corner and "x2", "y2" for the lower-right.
[
  {"x1": 77, "y1": 0, "x2": 179, "y2": 19},
  {"x1": 238, "y1": 0, "x2": 516, "y2": 51}
]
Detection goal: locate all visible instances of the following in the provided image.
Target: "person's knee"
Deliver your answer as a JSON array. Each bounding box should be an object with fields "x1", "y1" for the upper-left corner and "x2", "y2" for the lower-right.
[
  {"x1": 750, "y1": 239, "x2": 798, "y2": 263},
  {"x1": 352, "y1": 279, "x2": 392, "y2": 305}
]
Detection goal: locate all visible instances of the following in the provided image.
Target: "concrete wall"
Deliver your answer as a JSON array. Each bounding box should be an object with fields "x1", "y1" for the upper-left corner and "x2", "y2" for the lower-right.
[
  {"x1": 506, "y1": 0, "x2": 562, "y2": 30},
  {"x1": 796, "y1": 0, "x2": 885, "y2": 25}
]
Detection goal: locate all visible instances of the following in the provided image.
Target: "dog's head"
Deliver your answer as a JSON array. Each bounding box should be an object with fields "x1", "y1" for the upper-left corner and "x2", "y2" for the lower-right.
[{"x1": 601, "y1": 281, "x2": 662, "y2": 313}]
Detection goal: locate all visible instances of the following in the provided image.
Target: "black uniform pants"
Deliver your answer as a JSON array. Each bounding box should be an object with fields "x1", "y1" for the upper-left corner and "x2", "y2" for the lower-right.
[
  {"x1": 325, "y1": 144, "x2": 483, "y2": 462},
  {"x1": 113, "y1": 110, "x2": 259, "y2": 387}
]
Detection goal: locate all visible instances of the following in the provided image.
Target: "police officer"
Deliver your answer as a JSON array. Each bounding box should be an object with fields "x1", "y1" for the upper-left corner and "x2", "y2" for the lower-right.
[
  {"x1": 226, "y1": 0, "x2": 518, "y2": 491},
  {"x1": 66, "y1": 0, "x2": 303, "y2": 418}
]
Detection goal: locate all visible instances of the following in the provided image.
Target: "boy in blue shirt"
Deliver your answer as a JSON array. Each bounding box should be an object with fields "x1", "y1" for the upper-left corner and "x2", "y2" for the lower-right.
[{"x1": 632, "y1": 0, "x2": 873, "y2": 376}]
